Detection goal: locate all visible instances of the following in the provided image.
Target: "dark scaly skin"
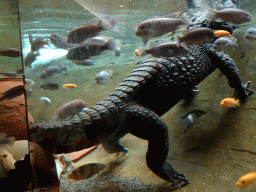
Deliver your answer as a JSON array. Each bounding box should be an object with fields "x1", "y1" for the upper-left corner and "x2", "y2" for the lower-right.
[{"x1": 29, "y1": 43, "x2": 254, "y2": 189}]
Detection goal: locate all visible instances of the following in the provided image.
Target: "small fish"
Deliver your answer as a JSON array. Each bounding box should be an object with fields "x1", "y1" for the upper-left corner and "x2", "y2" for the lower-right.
[
  {"x1": 67, "y1": 16, "x2": 117, "y2": 44},
  {"x1": 25, "y1": 79, "x2": 34, "y2": 86},
  {"x1": 245, "y1": 27, "x2": 256, "y2": 41},
  {"x1": 220, "y1": 97, "x2": 240, "y2": 108},
  {"x1": 0, "y1": 133, "x2": 15, "y2": 147},
  {"x1": 0, "y1": 71, "x2": 18, "y2": 77},
  {"x1": 135, "y1": 49, "x2": 140, "y2": 56},
  {"x1": 55, "y1": 99, "x2": 87, "y2": 121},
  {"x1": 55, "y1": 154, "x2": 75, "y2": 179},
  {"x1": 0, "y1": 150, "x2": 16, "y2": 171},
  {"x1": 236, "y1": 172, "x2": 256, "y2": 188},
  {"x1": 39, "y1": 97, "x2": 51, "y2": 104},
  {"x1": 50, "y1": 33, "x2": 77, "y2": 49},
  {"x1": 177, "y1": 27, "x2": 215, "y2": 45},
  {"x1": 68, "y1": 163, "x2": 106, "y2": 181},
  {"x1": 138, "y1": 41, "x2": 189, "y2": 58},
  {"x1": 206, "y1": 8, "x2": 251, "y2": 24},
  {"x1": 25, "y1": 51, "x2": 40, "y2": 69},
  {"x1": 66, "y1": 36, "x2": 121, "y2": 60},
  {"x1": 214, "y1": 30, "x2": 232, "y2": 37},
  {"x1": 71, "y1": 59, "x2": 94, "y2": 66},
  {"x1": 95, "y1": 69, "x2": 113, "y2": 84},
  {"x1": 16, "y1": 67, "x2": 24, "y2": 74},
  {"x1": 29, "y1": 33, "x2": 48, "y2": 51},
  {"x1": 0, "y1": 48, "x2": 21, "y2": 57},
  {"x1": 40, "y1": 65, "x2": 67, "y2": 79},
  {"x1": 0, "y1": 85, "x2": 25, "y2": 102},
  {"x1": 181, "y1": 109, "x2": 207, "y2": 133},
  {"x1": 63, "y1": 84, "x2": 77, "y2": 88},
  {"x1": 213, "y1": 37, "x2": 238, "y2": 51},
  {"x1": 40, "y1": 82, "x2": 60, "y2": 91},
  {"x1": 136, "y1": 13, "x2": 192, "y2": 44}
]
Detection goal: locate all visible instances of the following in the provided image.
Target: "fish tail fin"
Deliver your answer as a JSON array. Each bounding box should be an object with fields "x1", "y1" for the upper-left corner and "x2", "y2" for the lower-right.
[
  {"x1": 139, "y1": 49, "x2": 147, "y2": 57},
  {"x1": 180, "y1": 13, "x2": 192, "y2": 25},
  {"x1": 100, "y1": 16, "x2": 118, "y2": 31},
  {"x1": 108, "y1": 39, "x2": 122, "y2": 57},
  {"x1": 236, "y1": 99, "x2": 240, "y2": 107},
  {"x1": 106, "y1": 69, "x2": 113, "y2": 78},
  {"x1": 206, "y1": 8, "x2": 217, "y2": 20},
  {"x1": 7, "y1": 137, "x2": 15, "y2": 147},
  {"x1": 233, "y1": 37, "x2": 239, "y2": 47},
  {"x1": 177, "y1": 35, "x2": 183, "y2": 45}
]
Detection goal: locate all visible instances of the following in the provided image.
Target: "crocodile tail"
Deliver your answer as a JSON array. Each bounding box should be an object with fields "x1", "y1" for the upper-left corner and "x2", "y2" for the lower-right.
[{"x1": 29, "y1": 97, "x2": 124, "y2": 154}]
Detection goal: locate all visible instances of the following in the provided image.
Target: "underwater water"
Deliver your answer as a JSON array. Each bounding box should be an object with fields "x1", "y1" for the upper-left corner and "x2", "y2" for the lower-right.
[{"x1": 1, "y1": 0, "x2": 256, "y2": 191}]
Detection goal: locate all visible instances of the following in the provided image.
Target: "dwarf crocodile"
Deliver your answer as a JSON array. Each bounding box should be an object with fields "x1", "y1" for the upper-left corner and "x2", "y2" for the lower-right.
[{"x1": 29, "y1": 42, "x2": 254, "y2": 189}]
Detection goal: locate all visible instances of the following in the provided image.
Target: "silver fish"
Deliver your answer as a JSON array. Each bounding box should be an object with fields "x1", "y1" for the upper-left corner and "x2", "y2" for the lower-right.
[
  {"x1": 181, "y1": 109, "x2": 207, "y2": 133},
  {"x1": 95, "y1": 69, "x2": 113, "y2": 84},
  {"x1": 213, "y1": 37, "x2": 238, "y2": 51},
  {"x1": 245, "y1": 27, "x2": 256, "y2": 41},
  {"x1": 55, "y1": 99, "x2": 87, "y2": 121}
]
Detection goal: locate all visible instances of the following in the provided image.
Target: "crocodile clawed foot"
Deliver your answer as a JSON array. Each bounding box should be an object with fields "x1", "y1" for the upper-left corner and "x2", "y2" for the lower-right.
[
  {"x1": 163, "y1": 162, "x2": 190, "y2": 189},
  {"x1": 235, "y1": 81, "x2": 254, "y2": 101}
]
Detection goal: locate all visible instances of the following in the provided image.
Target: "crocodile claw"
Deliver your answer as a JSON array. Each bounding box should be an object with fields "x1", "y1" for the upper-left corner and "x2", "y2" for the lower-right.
[
  {"x1": 235, "y1": 81, "x2": 254, "y2": 100},
  {"x1": 163, "y1": 162, "x2": 190, "y2": 189}
]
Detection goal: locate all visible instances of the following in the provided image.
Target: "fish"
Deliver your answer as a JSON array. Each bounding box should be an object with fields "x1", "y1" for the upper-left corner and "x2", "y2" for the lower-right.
[
  {"x1": 29, "y1": 33, "x2": 49, "y2": 51},
  {"x1": 245, "y1": 27, "x2": 256, "y2": 41},
  {"x1": 0, "y1": 150, "x2": 16, "y2": 171},
  {"x1": 66, "y1": 36, "x2": 121, "y2": 60},
  {"x1": 95, "y1": 69, "x2": 113, "y2": 84},
  {"x1": 177, "y1": 27, "x2": 215, "y2": 45},
  {"x1": 0, "y1": 71, "x2": 17, "y2": 77},
  {"x1": 50, "y1": 33, "x2": 77, "y2": 49},
  {"x1": 68, "y1": 163, "x2": 106, "y2": 181},
  {"x1": 40, "y1": 65, "x2": 67, "y2": 79},
  {"x1": 220, "y1": 97, "x2": 240, "y2": 108},
  {"x1": 39, "y1": 97, "x2": 51, "y2": 104},
  {"x1": 138, "y1": 41, "x2": 189, "y2": 58},
  {"x1": 55, "y1": 99, "x2": 87, "y2": 121},
  {"x1": 25, "y1": 79, "x2": 34, "y2": 86},
  {"x1": 16, "y1": 67, "x2": 24, "y2": 74},
  {"x1": 63, "y1": 84, "x2": 78, "y2": 88},
  {"x1": 82, "y1": 35, "x2": 121, "y2": 56},
  {"x1": 135, "y1": 49, "x2": 140, "y2": 56},
  {"x1": 25, "y1": 51, "x2": 40, "y2": 69},
  {"x1": 0, "y1": 133, "x2": 15, "y2": 147},
  {"x1": 180, "y1": 109, "x2": 207, "y2": 133},
  {"x1": 214, "y1": 30, "x2": 232, "y2": 37},
  {"x1": 0, "y1": 48, "x2": 21, "y2": 57},
  {"x1": 55, "y1": 154, "x2": 75, "y2": 179},
  {"x1": 40, "y1": 82, "x2": 60, "y2": 91},
  {"x1": 135, "y1": 13, "x2": 192, "y2": 44},
  {"x1": 71, "y1": 59, "x2": 94, "y2": 66},
  {"x1": 213, "y1": 37, "x2": 238, "y2": 51},
  {"x1": 0, "y1": 85, "x2": 25, "y2": 102},
  {"x1": 236, "y1": 172, "x2": 256, "y2": 188},
  {"x1": 206, "y1": 8, "x2": 251, "y2": 24},
  {"x1": 67, "y1": 16, "x2": 117, "y2": 44}
]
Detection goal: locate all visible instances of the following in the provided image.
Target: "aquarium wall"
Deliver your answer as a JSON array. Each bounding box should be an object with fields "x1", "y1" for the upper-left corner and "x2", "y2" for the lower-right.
[{"x1": 0, "y1": 0, "x2": 256, "y2": 191}]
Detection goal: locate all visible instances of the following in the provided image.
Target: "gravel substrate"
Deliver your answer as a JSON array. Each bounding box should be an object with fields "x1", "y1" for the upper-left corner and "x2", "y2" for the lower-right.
[{"x1": 60, "y1": 171, "x2": 163, "y2": 192}]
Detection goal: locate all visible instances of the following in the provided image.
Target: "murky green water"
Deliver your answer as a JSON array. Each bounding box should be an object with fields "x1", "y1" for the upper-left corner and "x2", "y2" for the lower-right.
[{"x1": 1, "y1": 0, "x2": 256, "y2": 191}]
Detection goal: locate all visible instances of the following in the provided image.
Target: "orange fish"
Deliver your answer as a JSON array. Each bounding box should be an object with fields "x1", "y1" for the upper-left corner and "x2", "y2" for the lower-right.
[
  {"x1": 63, "y1": 84, "x2": 77, "y2": 88},
  {"x1": 214, "y1": 30, "x2": 232, "y2": 37},
  {"x1": 220, "y1": 97, "x2": 240, "y2": 108},
  {"x1": 236, "y1": 172, "x2": 256, "y2": 188},
  {"x1": 135, "y1": 49, "x2": 140, "y2": 56}
]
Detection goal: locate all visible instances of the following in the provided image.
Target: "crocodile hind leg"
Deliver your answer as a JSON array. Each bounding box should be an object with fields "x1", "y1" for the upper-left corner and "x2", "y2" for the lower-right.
[{"x1": 125, "y1": 104, "x2": 190, "y2": 189}]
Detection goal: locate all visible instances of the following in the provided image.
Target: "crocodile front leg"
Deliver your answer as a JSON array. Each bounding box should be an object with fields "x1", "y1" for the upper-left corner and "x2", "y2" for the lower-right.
[
  {"x1": 124, "y1": 104, "x2": 189, "y2": 189},
  {"x1": 207, "y1": 47, "x2": 254, "y2": 99}
]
